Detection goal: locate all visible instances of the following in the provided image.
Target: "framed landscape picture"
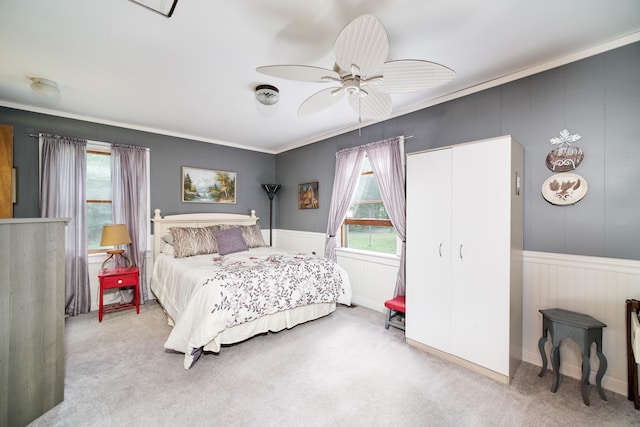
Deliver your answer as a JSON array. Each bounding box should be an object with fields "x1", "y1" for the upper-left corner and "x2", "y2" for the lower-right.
[
  {"x1": 182, "y1": 167, "x2": 236, "y2": 203},
  {"x1": 298, "y1": 181, "x2": 319, "y2": 209}
]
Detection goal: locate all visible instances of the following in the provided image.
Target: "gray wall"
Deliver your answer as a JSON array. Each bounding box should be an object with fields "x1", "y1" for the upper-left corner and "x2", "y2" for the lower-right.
[
  {"x1": 3, "y1": 42, "x2": 638, "y2": 259},
  {"x1": 1, "y1": 107, "x2": 276, "y2": 230},
  {"x1": 275, "y1": 42, "x2": 640, "y2": 261}
]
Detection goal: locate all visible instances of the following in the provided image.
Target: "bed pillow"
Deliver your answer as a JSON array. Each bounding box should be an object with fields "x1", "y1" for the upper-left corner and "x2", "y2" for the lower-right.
[
  {"x1": 170, "y1": 226, "x2": 218, "y2": 258},
  {"x1": 213, "y1": 227, "x2": 249, "y2": 255},
  {"x1": 161, "y1": 233, "x2": 174, "y2": 245},
  {"x1": 241, "y1": 224, "x2": 267, "y2": 248},
  {"x1": 160, "y1": 243, "x2": 175, "y2": 256}
]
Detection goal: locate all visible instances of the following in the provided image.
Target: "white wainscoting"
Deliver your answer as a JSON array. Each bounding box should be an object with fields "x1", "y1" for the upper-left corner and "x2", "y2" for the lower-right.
[
  {"x1": 335, "y1": 249, "x2": 400, "y2": 312},
  {"x1": 272, "y1": 229, "x2": 326, "y2": 256},
  {"x1": 522, "y1": 250, "x2": 640, "y2": 396}
]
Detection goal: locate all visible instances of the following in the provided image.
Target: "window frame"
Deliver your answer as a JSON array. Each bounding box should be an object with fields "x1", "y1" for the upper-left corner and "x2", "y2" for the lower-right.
[
  {"x1": 340, "y1": 156, "x2": 395, "y2": 254},
  {"x1": 86, "y1": 142, "x2": 112, "y2": 254}
]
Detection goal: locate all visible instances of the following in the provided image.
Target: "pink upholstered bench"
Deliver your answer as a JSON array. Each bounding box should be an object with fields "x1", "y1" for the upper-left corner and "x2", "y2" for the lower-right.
[{"x1": 384, "y1": 295, "x2": 405, "y2": 331}]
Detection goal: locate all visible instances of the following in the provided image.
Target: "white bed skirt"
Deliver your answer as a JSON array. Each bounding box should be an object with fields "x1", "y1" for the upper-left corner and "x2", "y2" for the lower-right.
[{"x1": 179, "y1": 302, "x2": 337, "y2": 369}]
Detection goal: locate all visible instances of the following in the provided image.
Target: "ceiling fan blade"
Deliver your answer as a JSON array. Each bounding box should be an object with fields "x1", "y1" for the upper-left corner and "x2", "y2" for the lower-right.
[
  {"x1": 298, "y1": 87, "x2": 346, "y2": 117},
  {"x1": 256, "y1": 65, "x2": 340, "y2": 82},
  {"x1": 377, "y1": 60, "x2": 456, "y2": 93},
  {"x1": 348, "y1": 87, "x2": 392, "y2": 120},
  {"x1": 334, "y1": 15, "x2": 389, "y2": 78}
]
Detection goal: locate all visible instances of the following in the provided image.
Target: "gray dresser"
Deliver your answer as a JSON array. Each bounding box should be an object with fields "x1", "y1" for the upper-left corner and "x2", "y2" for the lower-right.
[{"x1": 0, "y1": 218, "x2": 68, "y2": 427}]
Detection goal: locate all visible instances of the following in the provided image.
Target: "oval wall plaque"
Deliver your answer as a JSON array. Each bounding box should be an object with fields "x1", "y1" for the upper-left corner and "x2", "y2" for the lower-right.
[
  {"x1": 541, "y1": 173, "x2": 588, "y2": 206},
  {"x1": 545, "y1": 146, "x2": 584, "y2": 172}
]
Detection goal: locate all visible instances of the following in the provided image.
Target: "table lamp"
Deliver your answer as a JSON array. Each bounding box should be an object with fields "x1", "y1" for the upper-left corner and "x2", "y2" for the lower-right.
[{"x1": 100, "y1": 224, "x2": 133, "y2": 270}]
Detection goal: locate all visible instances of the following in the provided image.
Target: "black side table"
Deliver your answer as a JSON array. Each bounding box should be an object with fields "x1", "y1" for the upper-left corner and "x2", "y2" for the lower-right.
[{"x1": 538, "y1": 308, "x2": 607, "y2": 406}]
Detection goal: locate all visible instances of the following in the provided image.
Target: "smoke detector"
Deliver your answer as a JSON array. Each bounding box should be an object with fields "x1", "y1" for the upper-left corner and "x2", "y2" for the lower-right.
[{"x1": 255, "y1": 84, "x2": 279, "y2": 106}]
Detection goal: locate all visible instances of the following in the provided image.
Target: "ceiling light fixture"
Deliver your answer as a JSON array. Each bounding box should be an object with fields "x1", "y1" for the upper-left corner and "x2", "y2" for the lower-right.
[
  {"x1": 255, "y1": 84, "x2": 279, "y2": 106},
  {"x1": 131, "y1": 0, "x2": 178, "y2": 17},
  {"x1": 30, "y1": 77, "x2": 60, "y2": 96}
]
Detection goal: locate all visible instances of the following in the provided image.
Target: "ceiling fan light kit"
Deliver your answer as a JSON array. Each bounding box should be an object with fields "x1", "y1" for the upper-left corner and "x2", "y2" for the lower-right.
[
  {"x1": 255, "y1": 84, "x2": 280, "y2": 106},
  {"x1": 256, "y1": 14, "x2": 455, "y2": 121}
]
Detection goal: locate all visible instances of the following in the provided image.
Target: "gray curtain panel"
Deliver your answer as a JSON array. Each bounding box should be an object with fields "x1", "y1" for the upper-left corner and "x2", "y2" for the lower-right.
[
  {"x1": 366, "y1": 136, "x2": 406, "y2": 296},
  {"x1": 40, "y1": 134, "x2": 91, "y2": 316},
  {"x1": 324, "y1": 145, "x2": 365, "y2": 261},
  {"x1": 111, "y1": 144, "x2": 149, "y2": 304}
]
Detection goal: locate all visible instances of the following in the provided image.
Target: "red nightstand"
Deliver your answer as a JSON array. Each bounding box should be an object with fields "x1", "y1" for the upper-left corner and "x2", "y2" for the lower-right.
[{"x1": 98, "y1": 266, "x2": 140, "y2": 322}]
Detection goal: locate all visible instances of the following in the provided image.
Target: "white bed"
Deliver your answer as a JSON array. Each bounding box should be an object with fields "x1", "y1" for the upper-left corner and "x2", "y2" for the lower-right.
[{"x1": 150, "y1": 209, "x2": 352, "y2": 368}]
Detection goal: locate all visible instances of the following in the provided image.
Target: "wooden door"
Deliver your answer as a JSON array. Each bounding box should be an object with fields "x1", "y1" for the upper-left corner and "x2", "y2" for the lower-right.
[
  {"x1": 406, "y1": 148, "x2": 452, "y2": 352},
  {"x1": 0, "y1": 124, "x2": 13, "y2": 218}
]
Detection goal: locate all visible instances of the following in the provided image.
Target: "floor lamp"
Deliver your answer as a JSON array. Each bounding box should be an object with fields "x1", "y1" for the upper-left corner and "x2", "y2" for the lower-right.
[{"x1": 261, "y1": 184, "x2": 281, "y2": 246}]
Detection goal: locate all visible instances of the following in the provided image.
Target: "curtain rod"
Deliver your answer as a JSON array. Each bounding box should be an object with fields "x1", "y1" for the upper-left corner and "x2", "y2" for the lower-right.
[
  {"x1": 28, "y1": 133, "x2": 148, "y2": 151},
  {"x1": 29, "y1": 132, "x2": 414, "y2": 143}
]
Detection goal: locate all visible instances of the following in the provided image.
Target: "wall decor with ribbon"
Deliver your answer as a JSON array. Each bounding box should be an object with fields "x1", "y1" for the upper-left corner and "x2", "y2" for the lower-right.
[{"x1": 541, "y1": 129, "x2": 588, "y2": 205}]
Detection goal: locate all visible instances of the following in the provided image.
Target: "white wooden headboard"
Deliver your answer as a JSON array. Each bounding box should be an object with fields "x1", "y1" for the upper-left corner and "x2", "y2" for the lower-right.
[{"x1": 151, "y1": 208, "x2": 258, "y2": 260}]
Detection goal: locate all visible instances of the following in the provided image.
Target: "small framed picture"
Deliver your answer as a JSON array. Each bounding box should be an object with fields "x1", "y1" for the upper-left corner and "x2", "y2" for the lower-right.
[
  {"x1": 298, "y1": 182, "x2": 319, "y2": 209},
  {"x1": 182, "y1": 166, "x2": 236, "y2": 203}
]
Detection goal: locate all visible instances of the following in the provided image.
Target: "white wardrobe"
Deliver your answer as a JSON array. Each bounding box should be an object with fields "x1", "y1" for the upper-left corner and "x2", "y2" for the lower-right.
[{"x1": 405, "y1": 135, "x2": 524, "y2": 384}]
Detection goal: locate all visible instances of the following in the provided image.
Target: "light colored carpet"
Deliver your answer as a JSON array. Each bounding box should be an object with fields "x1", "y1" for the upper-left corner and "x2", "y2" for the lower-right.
[{"x1": 30, "y1": 302, "x2": 640, "y2": 426}]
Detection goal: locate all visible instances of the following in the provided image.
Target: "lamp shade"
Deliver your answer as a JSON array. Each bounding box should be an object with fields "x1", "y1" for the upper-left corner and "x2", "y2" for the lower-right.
[{"x1": 100, "y1": 224, "x2": 132, "y2": 247}]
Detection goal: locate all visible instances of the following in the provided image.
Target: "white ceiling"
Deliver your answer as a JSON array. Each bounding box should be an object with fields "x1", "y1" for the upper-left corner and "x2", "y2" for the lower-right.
[{"x1": 1, "y1": 1, "x2": 639, "y2": 154}]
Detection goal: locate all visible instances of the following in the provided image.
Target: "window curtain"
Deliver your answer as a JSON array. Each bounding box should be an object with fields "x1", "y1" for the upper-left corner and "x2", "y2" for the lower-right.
[
  {"x1": 366, "y1": 136, "x2": 406, "y2": 296},
  {"x1": 324, "y1": 146, "x2": 366, "y2": 261},
  {"x1": 40, "y1": 134, "x2": 91, "y2": 316},
  {"x1": 111, "y1": 144, "x2": 149, "y2": 305}
]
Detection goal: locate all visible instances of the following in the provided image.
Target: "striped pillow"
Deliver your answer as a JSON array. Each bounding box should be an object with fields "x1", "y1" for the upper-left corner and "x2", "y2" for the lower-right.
[
  {"x1": 170, "y1": 226, "x2": 218, "y2": 258},
  {"x1": 241, "y1": 224, "x2": 267, "y2": 248}
]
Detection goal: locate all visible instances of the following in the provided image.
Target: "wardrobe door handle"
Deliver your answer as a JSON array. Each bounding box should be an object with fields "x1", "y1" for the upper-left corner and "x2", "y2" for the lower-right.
[
  {"x1": 459, "y1": 244, "x2": 463, "y2": 259},
  {"x1": 439, "y1": 243, "x2": 442, "y2": 257}
]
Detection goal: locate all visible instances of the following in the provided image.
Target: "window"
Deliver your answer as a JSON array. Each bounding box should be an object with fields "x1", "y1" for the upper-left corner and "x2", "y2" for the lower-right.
[
  {"x1": 342, "y1": 156, "x2": 397, "y2": 255},
  {"x1": 39, "y1": 138, "x2": 150, "y2": 254},
  {"x1": 86, "y1": 147, "x2": 112, "y2": 252}
]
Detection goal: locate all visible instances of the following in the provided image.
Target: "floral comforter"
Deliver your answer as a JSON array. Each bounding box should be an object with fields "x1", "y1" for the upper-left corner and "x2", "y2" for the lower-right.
[
  {"x1": 151, "y1": 247, "x2": 351, "y2": 368},
  {"x1": 208, "y1": 252, "x2": 349, "y2": 324}
]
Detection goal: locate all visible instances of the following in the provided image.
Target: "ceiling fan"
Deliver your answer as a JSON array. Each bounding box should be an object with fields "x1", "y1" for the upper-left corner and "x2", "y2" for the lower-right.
[{"x1": 256, "y1": 14, "x2": 455, "y2": 121}]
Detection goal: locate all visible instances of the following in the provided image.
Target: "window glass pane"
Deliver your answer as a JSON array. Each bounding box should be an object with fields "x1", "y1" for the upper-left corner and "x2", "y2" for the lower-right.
[
  {"x1": 86, "y1": 152, "x2": 111, "y2": 200},
  {"x1": 343, "y1": 154, "x2": 395, "y2": 254},
  {"x1": 345, "y1": 224, "x2": 396, "y2": 254},
  {"x1": 348, "y1": 174, "x2": 388, "y2": 220},
  {"x1": 87, "y1": 202, "x2": 113, "y2": 250},
  {"x1": 361, "y1": 156, "x2": 372, "y2": 173}
]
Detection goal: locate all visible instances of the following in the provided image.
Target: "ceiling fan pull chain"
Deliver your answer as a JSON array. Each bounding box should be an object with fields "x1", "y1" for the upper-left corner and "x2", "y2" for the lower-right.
[{"x1": 358, "y1": 96, "x2": 362, "y2": 136}]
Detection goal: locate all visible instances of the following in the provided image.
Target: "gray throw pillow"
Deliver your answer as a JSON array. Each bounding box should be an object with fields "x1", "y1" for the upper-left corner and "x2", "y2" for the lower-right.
[{"x1": 213, "y1": 227, "x2": 249, "y2": 255}]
